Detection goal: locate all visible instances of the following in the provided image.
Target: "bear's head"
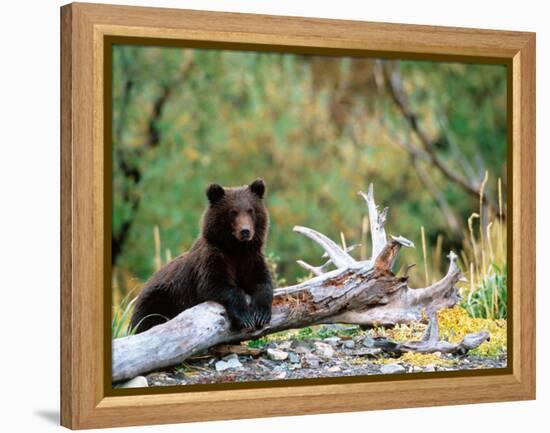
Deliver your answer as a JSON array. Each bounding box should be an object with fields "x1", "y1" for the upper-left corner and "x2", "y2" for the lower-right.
[{"x1": 202, "y1": 178, "x2": 269, "y2": 253}]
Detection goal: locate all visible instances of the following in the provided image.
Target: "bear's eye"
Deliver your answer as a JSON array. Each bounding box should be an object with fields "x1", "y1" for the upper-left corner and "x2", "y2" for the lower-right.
[
  {"x1": 247, "y1": 208, "x2": 254, "y2": 214},
  {"x1": 230, "y1": 209, "x2": 238, "y2": 217}
]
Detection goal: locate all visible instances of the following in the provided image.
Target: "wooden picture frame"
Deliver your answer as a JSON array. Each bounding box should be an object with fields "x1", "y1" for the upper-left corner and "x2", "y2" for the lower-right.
[{"x1": 60, "y1": 2, "x2": 535, "y2": 429}]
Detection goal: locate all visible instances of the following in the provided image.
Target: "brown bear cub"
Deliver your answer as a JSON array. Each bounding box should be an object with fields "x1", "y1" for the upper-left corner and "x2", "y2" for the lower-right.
[{"x1": 129, "y1": 178, "x2": 274, "y2": 334}]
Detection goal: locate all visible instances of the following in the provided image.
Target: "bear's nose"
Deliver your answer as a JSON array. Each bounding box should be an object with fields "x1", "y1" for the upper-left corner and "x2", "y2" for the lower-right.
[{"x1": 240, "y1": 228, "x2": 251, "y2": 239}]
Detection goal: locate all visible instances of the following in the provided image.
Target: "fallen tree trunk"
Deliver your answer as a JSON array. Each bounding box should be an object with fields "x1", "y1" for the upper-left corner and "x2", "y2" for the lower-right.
[{"x1": 112, "y1": 184, "x2": 486, "y2": 382}]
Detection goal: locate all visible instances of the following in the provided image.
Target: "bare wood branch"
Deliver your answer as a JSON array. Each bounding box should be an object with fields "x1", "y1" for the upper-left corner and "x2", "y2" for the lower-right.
[
  {"x1": 358, "y1": 184, "x2": 387, "y2": 259},
  {"x1": 372, "y1": 315, "x2": 489, "y2": 355},
  {"x1": 297, "y1": 244, "x2": 362, "y2": 276},
  {"x1": 293, "y1": 225, "x2": 357, "y2": 269}
]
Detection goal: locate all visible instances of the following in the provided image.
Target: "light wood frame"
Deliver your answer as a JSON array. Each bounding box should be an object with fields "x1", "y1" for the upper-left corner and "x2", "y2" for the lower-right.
[{"x1": 60, "y1": 2, "x2": 536, "y2": 429}]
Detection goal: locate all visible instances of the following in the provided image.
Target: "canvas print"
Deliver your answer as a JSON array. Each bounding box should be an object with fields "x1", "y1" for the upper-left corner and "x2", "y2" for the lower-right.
[{"x1": 111, "y1": 44, "x2": 508, "y2": 388}]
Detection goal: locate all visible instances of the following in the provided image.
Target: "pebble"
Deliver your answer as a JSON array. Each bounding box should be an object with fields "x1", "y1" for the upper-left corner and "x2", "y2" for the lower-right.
[
  {"x1": 288, "y1": 352, "x2": 301, "y2": 364},
  {"x1": 120, "y1": 376, "x2": 148, "y2": 388},
  {"x1": 424, "y1": 364, "x2": 436, "y2": 372},
  {"x1": 362, "y1": 337, "x2": 375, "y2": 348},
  {"x1": 215, "y1": 357, "x2": 243, "y2": 372},
  {"x1": 274, "y1": 371, "x2": 287, "y2": 379},
  {"x1": 267, "y1": 348, "x2": 289, "y2": 361},
  {"x1": 380, "y1": 363, "x2": 407, "y2": 374},
  {"x1": 343, "y1": 340, "x2": 355, "y2": 349},
  {"x1": 222, "y1": 353, "x2": 239, "y2": 362},
  {"x1": 294, "y1": 346, "x2": 311, "y2": 355},
  {"x1": 314, "y1": 341, "x2": 335, "y2": 358},
  {"x1": 304, "y1": 354, "x2": 321, "y2": 368},
  {"x1": 278, "y1": 341, "x2": 292, "y2": 350},
  {"x1": 327, "y1": 366, "x2": 341, "y2": 372},
  {"x1": 351, "y1": 348, "x2": 382, "y2": 357},
  {"x1": 323, "y1": 337, "x2": 341, "y2": 346}
]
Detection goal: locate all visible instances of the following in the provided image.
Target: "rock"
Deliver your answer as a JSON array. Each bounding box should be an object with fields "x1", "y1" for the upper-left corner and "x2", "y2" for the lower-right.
[
  {"x1": 304, "y1": 354, "x2": 321, "y2": 368},
  {"x1": 314, "y1": 342, "x2": 335, "y2": 358},
  {"x1": 327, "y1": 366, "x2": 341, "y2": 372},
  {"x1": 411, "y1": 366, "x2": 423, "y2": 373},
  {"x1": 215, "y1": 357, "x2": 243, "y2": 372},
  {"x1": 222, "y1": 353, "x2": 239, "y2": 362},
  {"x1": 267, "y1": 348, "x2": 289, "y2": 361},
  {"x1": 288, "y1": 352, "x2": 301, "y2": 364},
  {"x1": 278, "y1": 341, "x2": 292, "y2": 350},
  {"x1": 294, "y1": 345, "x2": 311, "y2": 355},
  {"x1": 362, "y1": 337, "x2": 375, "y2": 348},
  {"x1": 351, "y1": 348, "x2": 382, "y2": 357},
  {"x1": 292, "y1": 340, "x2": 312, "y2": 350},
  {"x1": 274, "y1": 371, "x2": 287, "y2": 379},
  {"x1": 424, "y1": 364, "x2": 436, "y2": 372},
  {"x1": 343, "y1": 340, "x2": 355, "y2": 349},
  {"x1": 120, "y1": 376, "x2": 148, "y2": 388},
  {"x1": 380, "y1": 363, "x2": 407, "y2": 374},
  {"x1": 289, "y1": 362, "x2": 302, "y2": 370},
  {"x1": 323, "y1": 337, "x2": 341, "y2": 346}
]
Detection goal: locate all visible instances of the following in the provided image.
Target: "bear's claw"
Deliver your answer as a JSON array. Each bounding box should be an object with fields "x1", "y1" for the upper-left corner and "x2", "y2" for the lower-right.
[{"x1": 252, "y1": 305, "x2": 272, "y2": 328}]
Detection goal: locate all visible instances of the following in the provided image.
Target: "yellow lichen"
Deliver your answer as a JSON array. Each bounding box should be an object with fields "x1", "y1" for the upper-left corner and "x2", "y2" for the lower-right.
[
  {"x1": 381, "y1": 322, "x2": 426, "y2": 342},
  {"x1": 372, "y1": 352, "x2": 453, "y2": 367},
  {"x1": 375, "y1": 307, "x2": 506, "y2": 360},
  {"x1": 437, "y1": 307, "x2": 506, "y2": 357},
  {"x1": 397, "y1": 352, "x2": 455, "y2": 367}
]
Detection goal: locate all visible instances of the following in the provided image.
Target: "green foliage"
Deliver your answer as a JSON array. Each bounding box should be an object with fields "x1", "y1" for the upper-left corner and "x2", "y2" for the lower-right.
[
  {"x1": 111, "y1": 45, "x2": 507, "y2": 302},
  {"x1": 246, "y1": 337, "x2": 269, "y2": 348},
  {"x1": 463, "y1": 263, "x2": 507, "y2": 319},
  {"x1": 297, "y1": 327, "x2": 314, "y2": 339}
]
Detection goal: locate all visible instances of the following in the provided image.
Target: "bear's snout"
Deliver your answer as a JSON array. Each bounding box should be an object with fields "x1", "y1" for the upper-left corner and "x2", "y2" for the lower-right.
[{"x1": 233, "y1": 213, "x2": 255, "y2": 241}]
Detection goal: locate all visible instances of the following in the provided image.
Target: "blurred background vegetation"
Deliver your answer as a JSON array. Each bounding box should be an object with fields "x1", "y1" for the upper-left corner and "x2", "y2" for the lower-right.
[{"x1": 111, "y1": 45, "x2": 507, "y2": 323}]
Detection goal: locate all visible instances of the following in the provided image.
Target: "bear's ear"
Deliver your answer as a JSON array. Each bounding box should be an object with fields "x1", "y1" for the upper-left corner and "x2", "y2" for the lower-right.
[
  {"x1": 248, "y1": 178, "x2": 265, "y2": 198},
  {"x1": 206, "y1": 183, "x2": 225, "y2": 204}
]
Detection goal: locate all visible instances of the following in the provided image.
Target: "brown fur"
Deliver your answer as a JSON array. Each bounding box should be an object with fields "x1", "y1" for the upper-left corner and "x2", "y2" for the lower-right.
[{"x1": 129, "y1": 179, "x2": 273, "y2": 333}]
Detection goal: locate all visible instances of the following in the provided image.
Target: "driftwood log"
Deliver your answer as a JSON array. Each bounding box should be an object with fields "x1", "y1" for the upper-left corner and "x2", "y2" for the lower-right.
[{"x1": 112, "y1": 185, "x2": 488, "y2": 382}]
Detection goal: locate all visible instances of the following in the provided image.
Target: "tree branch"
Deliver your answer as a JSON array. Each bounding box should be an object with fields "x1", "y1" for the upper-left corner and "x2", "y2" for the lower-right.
[{"x1": 381, "y1": 62, "x2": 496, "y2": 211}]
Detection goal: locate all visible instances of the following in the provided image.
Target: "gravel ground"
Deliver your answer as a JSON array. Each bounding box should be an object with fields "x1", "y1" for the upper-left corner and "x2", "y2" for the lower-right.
[{"x1": 143, "y1": 335, "x2": 507, "y2": 387}]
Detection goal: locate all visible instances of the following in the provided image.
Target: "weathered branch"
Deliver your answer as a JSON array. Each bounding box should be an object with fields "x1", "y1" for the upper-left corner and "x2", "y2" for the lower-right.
[
  {"x1": 293, "y1": 225, "x2": 357, "y2": 269},
  {"x1": 371, "y1": 315, "x2": 489, "y2": 356},
  {"x1": 112, "y1": 185, "x2": 485, "y2": 382},
  {"x1": 358, "y1": 184, "x2": 388, "y2": 259}
]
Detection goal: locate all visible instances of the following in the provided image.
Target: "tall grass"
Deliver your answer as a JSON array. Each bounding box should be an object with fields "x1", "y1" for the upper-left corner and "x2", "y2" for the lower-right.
[
  {"x1": 112, "y1": 290, "x2": 138, "y2": 338},
  {"x1": 112, "y1": 226, "x2": 174, "y2": 338},
  {"x1": 417, "y1": 173, "x2": 507, "y2": 319},
  {"x1": 460, "y1": 173, "x2": 507, "y2": 319}
]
